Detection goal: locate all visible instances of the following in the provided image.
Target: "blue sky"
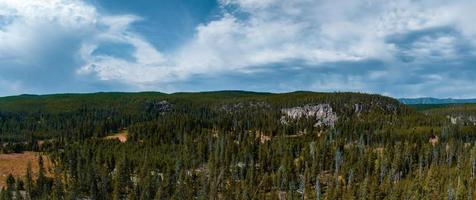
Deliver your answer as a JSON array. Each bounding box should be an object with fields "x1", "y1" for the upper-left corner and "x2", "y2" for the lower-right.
[{"x1": 1, "y1": 0, "x2": 476, "y2": 98}]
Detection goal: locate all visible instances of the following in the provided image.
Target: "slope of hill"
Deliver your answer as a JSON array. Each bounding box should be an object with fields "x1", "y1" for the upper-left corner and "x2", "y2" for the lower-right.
[
  {"x1": 0, "y1": 91, "x2": 407, "y2": 115},
  {"x1": 418, "y1": 103, "x2": 476, "y2": 125},
  {"x1": 0, "y1": 90, "x2": 412, "y2": 141}
]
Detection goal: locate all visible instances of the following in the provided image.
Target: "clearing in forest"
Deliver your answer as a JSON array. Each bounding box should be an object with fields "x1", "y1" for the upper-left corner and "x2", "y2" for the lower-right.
[
  {"x1": 105, "y1": 130, "x2": 128, "y2": 143},
  {"x1": 0, "y1": 151, "x2": 51, "y2": 188}
]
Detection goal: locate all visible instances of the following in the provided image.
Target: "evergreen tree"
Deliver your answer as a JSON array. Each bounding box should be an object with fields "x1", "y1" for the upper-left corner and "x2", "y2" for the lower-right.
[
  {"x1": 25, "y1": 162, "x2": 33, "y2": 200},
  {"x1": 52, "y1": 168, "x2": 64, "y2": 200}
]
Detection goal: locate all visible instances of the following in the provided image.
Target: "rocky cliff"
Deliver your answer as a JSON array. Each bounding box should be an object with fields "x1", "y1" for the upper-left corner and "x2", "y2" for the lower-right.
[{"x1": 280, "y1": 104, "x2": 338, "y2": 127}]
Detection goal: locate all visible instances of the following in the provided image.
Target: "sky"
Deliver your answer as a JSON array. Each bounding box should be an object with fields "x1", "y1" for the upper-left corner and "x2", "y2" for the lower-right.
[{"x1": 0, "y1": 0, "x2": 476, "y2": 98}]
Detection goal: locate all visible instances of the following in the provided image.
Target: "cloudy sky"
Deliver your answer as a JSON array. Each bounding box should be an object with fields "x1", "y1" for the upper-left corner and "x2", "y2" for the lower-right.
[{"x1": 0, "y1": 0, "x2": 475, "y2": 98}]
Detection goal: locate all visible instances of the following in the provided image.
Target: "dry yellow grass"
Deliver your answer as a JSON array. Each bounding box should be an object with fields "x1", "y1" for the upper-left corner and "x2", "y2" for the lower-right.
[
  {"x1": 105, "y1": 130, "x2": 128, "y2": 143},
  {"x1": 0, "y1": 152, "x2": 51, "y2": 188}
]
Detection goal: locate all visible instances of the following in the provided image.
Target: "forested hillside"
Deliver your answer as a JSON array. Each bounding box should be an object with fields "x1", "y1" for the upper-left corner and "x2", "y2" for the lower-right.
[
  {"x1": 0, "y1": 91, "x2": 475, "y2": 199},
  {"x1": 400, "y1": 97, "x2": 476, "y2": 105}
]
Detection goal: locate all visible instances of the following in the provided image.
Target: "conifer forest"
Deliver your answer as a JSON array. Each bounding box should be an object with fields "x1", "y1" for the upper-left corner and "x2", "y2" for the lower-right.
[{"x1": 0, "y1": 91, "x2": 475, "y2": 199}]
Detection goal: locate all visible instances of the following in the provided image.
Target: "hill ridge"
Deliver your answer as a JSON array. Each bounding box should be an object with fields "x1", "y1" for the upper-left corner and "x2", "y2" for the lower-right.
[{"x1": 399, "y1": 97, "x2": 476, "y2": 104}]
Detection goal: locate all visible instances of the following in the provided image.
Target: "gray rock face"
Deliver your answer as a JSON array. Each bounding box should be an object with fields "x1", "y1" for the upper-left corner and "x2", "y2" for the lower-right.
[
  {"x1": 221, "y1": 101, "x2": 270, "y2": 112},
  {"x1": 146, "y1": 100, "x2": 172, "y2": 113},
  {"x1": 447, "y1": 115, "x2": 476, "y2": 125},
  {"x1": 354, "y1": 103, "x2": 366, "y2": 115},
  {"x1": 281, "y1": 104, "x2": 338, "y2": 127}
]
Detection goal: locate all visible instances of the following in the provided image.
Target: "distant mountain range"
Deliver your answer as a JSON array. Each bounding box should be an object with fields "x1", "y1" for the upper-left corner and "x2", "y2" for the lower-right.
[{"x1": 399, "y1": 97, "x2": 476, "y2": 104}]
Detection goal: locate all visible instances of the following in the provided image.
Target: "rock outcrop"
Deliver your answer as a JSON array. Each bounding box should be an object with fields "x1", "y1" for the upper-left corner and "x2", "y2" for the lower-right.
[
  {"x1": 447, "y1": 115, "x2": 476, "y2": 125},
  {"x1": 281, "y1": 104, "x2": 338, "y2": 127},
  {"x1": 353, "y1": 103, "x2": 366, "y2": 115},
  {"x1": 146, "y1": 100, "x2": 172, "y2": 113},
  {"x1": 221, "y1": 101, "x2": 271, "y2": 112}
]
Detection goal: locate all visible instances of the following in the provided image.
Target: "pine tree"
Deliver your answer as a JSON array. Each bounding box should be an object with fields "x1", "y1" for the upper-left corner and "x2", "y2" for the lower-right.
[
  {"x1": 0, "y1": 187, "x2": 8, "y2": 200},
  {"x1": 315, "y1": 176, "x2": 321, "y2": 200},
  {"x1": 113, "y1": 157, "x2": 131, "y2": 200},
  {"x1": 15, "y1": 179, "x2": 24, "y2": 200},
  {"x1": 6, "y1": 174, "x2": 15, "y2": 191},
  {"x1": 52, "y1": 168, "x2": 64, "y2": 200},
  {"x1": 3, "y1": 174, "x2": 15, "y2": 200},
  {"x1": 36, "y1": 155, "x2": 47, "y2": 197},
  {"x1": 15, "y1": 189, "x2": 22, "y2": 200},
  {"x1": 25, "y1": 162, "x2": 33, "y2": 200}
]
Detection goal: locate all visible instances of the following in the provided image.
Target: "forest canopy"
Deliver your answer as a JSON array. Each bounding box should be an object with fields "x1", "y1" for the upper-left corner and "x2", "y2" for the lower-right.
[{"x1": 0, "y1": 91, "x2": 474, "y2": 199}]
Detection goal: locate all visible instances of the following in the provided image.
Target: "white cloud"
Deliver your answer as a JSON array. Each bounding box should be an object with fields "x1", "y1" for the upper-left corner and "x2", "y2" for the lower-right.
[
  {"x1": 166, "y1": 0, "x2": 476, "y2": 97},
  {"x1": 77, "y1": 15, "x2": 172, "y2": 84},
  {"x1": 0, "y1": 0, "x2": 170, "y2": 89},
  {"x1": 1, "y1": 0, "x2": 476, "y2": 97},
  {"x1": 172, "y1": 0, "x2": 476, "y2": 77},
  {"x1": 311, "y1": 74, "x2": 367, "y2": 92},
  {"x1": 403, "y1": 35, "x2": 458, "y2": 61}
]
